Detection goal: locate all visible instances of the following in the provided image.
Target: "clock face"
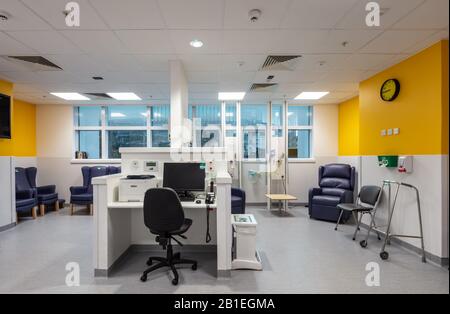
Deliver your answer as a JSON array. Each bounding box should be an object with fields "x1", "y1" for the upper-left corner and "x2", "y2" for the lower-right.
[{"x1": 381, "y1": 79, "x2": 400, "y2": 102}]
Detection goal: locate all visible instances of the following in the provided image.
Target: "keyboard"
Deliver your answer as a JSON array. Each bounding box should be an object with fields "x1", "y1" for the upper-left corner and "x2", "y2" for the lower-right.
[{"x1": 179, "y1": 196, "x2": 196, "y2": 202}]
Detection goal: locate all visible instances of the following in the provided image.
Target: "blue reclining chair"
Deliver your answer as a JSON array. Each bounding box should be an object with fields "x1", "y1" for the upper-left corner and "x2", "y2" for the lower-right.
[
  {"x1": 231, "y1": 187, "x2": 246, "y2": 214},
  {"x1": 15, "y1": 169, "x2": 39, "y2": 221},
  {"x1": 308, "y1": 164, "x2": 355, "y2": 222},
  {"x1": 26, "y1": 167, "x2": 59, "y2": 216},
  {"x1": 70, "y1": 166, "x2": 121, "y2": 216}
]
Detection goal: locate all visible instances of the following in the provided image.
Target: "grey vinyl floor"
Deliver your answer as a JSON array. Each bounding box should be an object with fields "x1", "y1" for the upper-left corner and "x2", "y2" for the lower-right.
[{"x1": 0, "y1": 206, "x2": 448, "y2": 294}]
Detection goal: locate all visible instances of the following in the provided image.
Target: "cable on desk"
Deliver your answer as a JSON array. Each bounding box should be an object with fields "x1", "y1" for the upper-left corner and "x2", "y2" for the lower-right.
[{"x1": 206, "y1": 205, "x2": 212, "y2": 243}]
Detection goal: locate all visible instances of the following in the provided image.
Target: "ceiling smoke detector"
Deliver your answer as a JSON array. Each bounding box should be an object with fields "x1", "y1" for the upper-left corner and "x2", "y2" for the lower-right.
[{"x1": 249, "y1": 9, "x2": 261, "y2": 23}]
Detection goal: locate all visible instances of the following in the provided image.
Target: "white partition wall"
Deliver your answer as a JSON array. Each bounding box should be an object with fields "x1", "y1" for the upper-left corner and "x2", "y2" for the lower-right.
[{"x1": 0, "y1": 157, "x2": 15, "y2": 230}]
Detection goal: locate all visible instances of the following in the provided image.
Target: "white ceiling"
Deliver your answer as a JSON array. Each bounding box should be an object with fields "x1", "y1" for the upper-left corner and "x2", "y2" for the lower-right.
[{"x1": 0, "y1": 0, "x2": 448, "y2": 105}]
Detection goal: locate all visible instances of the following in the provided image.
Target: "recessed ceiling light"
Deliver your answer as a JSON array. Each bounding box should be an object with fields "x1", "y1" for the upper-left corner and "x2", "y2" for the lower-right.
[
  {"x1": 190, "y1": 39, "x2": 204, "y2": 48},
  {"x1": 50, "y1": 92, "x2": 90, "y2": 100},
  {"x1": 295, "y1": 92, "x2": 329, "y2": 100},
  {"x1": 218, "y1": 92, "x2": 246, "y2": 101},
  {"x1": 107, "y1": 93, "x2": 142, "y2": 100}
]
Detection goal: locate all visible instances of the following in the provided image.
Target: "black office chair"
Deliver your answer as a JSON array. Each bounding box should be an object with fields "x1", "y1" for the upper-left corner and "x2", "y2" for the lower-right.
[{"x1": 140, "y1": 188, "x2": 197, "y2": 285}]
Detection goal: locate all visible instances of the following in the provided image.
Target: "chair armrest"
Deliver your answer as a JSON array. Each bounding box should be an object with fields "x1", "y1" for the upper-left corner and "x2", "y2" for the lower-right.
[
  {"x1": 231, "y1": 187, "x2": 245, "y2": 198},
  {"x1": 70, "y1": 186, "x2": 88, "y2": 195},
  {"x1": 37, "y1": 185, "x2": 56, "y2": 194},
  {"x1": 308, "y1": 188, "x2": 322, "y2": 215},
  {"x1": 16, "y1": 189, "x2": 34, "y2": 200}
]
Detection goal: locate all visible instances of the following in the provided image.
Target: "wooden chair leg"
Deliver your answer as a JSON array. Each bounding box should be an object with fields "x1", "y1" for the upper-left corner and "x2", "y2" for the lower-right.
[
  {"x1": 89, "y1": 204, "x2": 93, "y2": 216},
  {"x1": 55, "y1": 200, "x2": 60, "y2": 212},
  {"x1": 70, "y1": 204, "x2": 74, "y2": 216},
  {"x1": 39, "y1": 204, "x2": 45, "y2": 217},
  {"x1": 32, "y1": 207, "x2": 37, "y2": 219}
]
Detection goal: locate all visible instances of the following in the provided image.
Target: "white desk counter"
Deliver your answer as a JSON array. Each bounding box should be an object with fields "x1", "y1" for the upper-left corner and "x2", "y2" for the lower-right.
[{"x1": 92, "y1": 172, "x2": 231, "y2": 278}]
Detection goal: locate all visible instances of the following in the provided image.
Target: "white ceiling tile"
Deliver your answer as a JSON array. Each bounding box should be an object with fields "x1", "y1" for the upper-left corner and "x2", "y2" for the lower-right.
[
  {"x1": 321, "y1": 69, "x2": 371, "y2": 83},
  {"x1": 360, "y1": 30, "x2": 436, "y2": 53},
  {"x1": 271, "y1": 30, "x2": 331, "y2": 54},
  {"x1": 21, "y1": 0, "x2": 108, "y2": 30},
  {"x1": 224, "y1": 0, "x2": 291, "y2": 29},
  {"x1": 282, "y1": 0, "x2": 359, "y2": 29},
  {"x1": 115, "y1": 30, "x2": 175, "y2": 54},
  {"x1": 169, "y1": 30, "x2": 223, "y2": 54},
  {"x1": 218, "y1": 81, "x2": 252, "y2": 91},
  {"x1": 131, "y1": 54, "x2": 176, "y2": 72},
  {"x1": 297, "y1": 54, "x2": 351, "y2": 71},
  {"x1": 61, "y1": 30, "x2": 125, "y2": 54},
  {"x1": 187, "y1": 71, "x2": 219, "y2": 83},
  {"x1": 179, "y1": 54, "x2": 222, "y2": 72},
  {"x1": 393, "y1": 0, "x2": 449, "y2": 30},
  {"x1": 7, "y1": 30, "x2": 83, "y2": 54},
  {"x1": 0, "y1": 0, "x2": 51, "y2": 31},
  {"x1": 318, "y1": 30, "x2": 382, "y2": 53},
  {"x1": 0, "y1": 32, "x2": 37, "y2": 55},
  {"x1": 189, "y1": 83, "x2": 220, "y2": 93},
  {"x1": 158, "y1": 0, "x2": 224, "y2": 29},
  {"x1": 89, "y1": 0, "x2": 165, "y2": 29},
  {"x1": 95, "y1": 71, "x2": 170, "y2": 84},
  {"x1": 403, "y1": 30, "x2": 449, "y2": 54},
  {"x1": 336, "y1": 0, "x2": 425, "y2": 30},
  {"x1": 219, "y1": 71, "x2": 255, "y2": 83},
  {"x1": 253, "y1": 70, "x2": 326, "y2": 84},
  {"x1": 342, "y1": 53, "x2": 399, "y2": 70},
  {"x1": 220, "y1": 54, "x2": 266, "y2": 72}
]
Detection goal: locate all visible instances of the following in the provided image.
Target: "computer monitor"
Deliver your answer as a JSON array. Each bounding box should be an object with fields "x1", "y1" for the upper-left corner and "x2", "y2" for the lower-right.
[{"x1": 163, "y1": 163, "x2": 205, "y2": 193}]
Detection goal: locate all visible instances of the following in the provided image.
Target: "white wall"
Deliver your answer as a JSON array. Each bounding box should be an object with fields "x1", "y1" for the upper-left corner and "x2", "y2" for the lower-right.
[
  {"x1": 0, "y1": 157, "x2": 14, "y2": 228},
  {"x1": 359, "y1": 155, "x2": 448, "y2": 259}
]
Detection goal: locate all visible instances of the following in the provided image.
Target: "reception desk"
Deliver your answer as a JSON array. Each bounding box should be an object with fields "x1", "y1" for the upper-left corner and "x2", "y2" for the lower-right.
[{"x1": 92, "y1": 148, "x2": 232, "y2": 278}]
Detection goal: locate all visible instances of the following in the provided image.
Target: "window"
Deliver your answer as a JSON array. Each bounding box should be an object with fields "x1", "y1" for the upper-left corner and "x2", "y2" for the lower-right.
[
  {"x1": 287, "y1": 105, "x2": 313, "y2": 159},
  {"x1": 74, "y1": 105, "x2": 170, "y2": 159},
  {"x1": 189, "y1": 104, "x2": 222, "y2": 147},
  {"x1": 225, "y1": 103, "x2": 237, "y2": 138},
  {"x1": 241, "y1": 104, "x2": 267, "y2": 159},
  {"x1": 271, "y1": 104, "x2": 283, "y2": 137}
]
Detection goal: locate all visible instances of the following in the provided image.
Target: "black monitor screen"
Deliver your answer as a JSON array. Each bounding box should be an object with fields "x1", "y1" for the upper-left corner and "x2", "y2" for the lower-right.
[
  {"x1": 0, "y1": 93, "x2": 11, "y2": 139},
  {"x1": 163, "y1": 163, "x2": 205, "y2": 192}
]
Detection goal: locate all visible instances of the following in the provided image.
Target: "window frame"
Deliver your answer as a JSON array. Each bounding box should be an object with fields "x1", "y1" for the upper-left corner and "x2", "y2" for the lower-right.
[
  {"x1": 73, "y1": 105, "x2": 170, "y2": 160},
  {"x1": 286, "y1": 104, "x2": 314, "y2": 161}
]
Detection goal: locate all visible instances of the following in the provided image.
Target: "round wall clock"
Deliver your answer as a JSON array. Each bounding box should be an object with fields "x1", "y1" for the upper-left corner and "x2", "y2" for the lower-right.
[{"x1": 380, "y1": 79, "x2": 400, "y2": 102}]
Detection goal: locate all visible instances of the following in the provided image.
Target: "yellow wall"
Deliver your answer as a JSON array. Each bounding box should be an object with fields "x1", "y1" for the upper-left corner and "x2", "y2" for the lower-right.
[
  {"x1": 338, "y1": 97, "x2": 360, "y2": 156},
  {"x1": 0, "y1": 79, "x2": 37, "y2": 157},
  {"x1": 339, "y1": 41, "x2": 449, "y2": 156}
]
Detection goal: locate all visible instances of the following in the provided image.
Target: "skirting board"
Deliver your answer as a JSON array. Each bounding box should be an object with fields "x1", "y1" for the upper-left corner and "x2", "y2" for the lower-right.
[
  {"x1": 95, "y1": 244, "x2": 217, "y2": 277},
  {"x1": 360, "y1": 223, "x2": 449, "y2": 267},
  {"x1": 0, "y1": 223, "x2": 16, "y2": 233}
]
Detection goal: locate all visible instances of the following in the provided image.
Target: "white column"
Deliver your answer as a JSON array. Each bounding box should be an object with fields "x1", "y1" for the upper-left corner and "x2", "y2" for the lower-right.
[
  {"x1": 169, "y1": 60, "x2": 190, "y2": 148},
  {"x1": 216, "y1": 171, "x2": 232, "y2": 277}
]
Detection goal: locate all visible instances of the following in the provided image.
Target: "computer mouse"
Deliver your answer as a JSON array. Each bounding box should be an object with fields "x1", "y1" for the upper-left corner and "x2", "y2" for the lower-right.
[{"x1": 195, "y1": 199, "x2": 202, "y2": 204}]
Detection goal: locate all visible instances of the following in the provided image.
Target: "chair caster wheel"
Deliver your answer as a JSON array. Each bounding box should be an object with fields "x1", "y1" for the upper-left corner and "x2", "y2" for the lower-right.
[
  {"x1": 192, "y1": 263, "x2": 197, "y2": 271},
  {"x1": 380, "y1": 251, "x2": 389, "y2": 260},
  {"x1": 146, "y1": 259, "x2": 152, "y2": 266},
  {"x1": 360, "y1": 240, "x2": 368, "y2": 248},
  {"x1": 172, "y1": 278, "x2": 179, "y2": 285},
  {"x1": 140, "y1": 275, "x2": 147, "y2": 282}
]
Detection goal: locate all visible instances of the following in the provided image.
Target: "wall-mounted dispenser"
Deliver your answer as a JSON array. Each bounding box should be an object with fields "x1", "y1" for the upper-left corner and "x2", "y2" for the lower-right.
[
  {"x1": 378, "y1": 155, "x2": 399, "y2": 168},
  {"x1": 398, "y1": 156, "x2": 413, "y2": 173}
]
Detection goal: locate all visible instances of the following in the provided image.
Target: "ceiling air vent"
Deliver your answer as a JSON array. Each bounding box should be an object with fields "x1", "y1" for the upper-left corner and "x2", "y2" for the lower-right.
[
  {"x1": 260, "y1": 55, "x2": 301, "y2": 71},
  {"x1": 84, "y1": 93, "x2": 114, "y2": 100},
  {"x1": 5, "y1": 56, "x2": 62, "y2": 71},
  {"x1": 249, "y1": 83, "x2": 278, "y2": 93}
]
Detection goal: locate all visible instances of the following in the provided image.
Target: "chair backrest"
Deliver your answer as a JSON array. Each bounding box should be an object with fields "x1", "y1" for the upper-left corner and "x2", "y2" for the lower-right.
[
  {"x1": 319, "y1": 164, "x2": 355, "y2": 191},
  {"x1": 359, "y1": 186, "x2": 382, "y2": 206},
  {"x1": 26, "y1": 167, "x2": 38, "y2": 188},
  {"x1": 81, "y1": 166, "x2": 109, "y2": 193},
  {"x1": 143, "y1": 188, "x2": 185, "y2": 233},
  {"x1": 15, "y1": 167, "x2": 32, "y2": 191}
]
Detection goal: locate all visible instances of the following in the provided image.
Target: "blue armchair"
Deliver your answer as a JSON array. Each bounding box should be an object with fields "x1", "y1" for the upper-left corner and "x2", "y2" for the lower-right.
[
  {"x1": 308, "y1": 164, "x2": 355, "y2": 222},
  {"x1": 231, "y1": 187, "x2": 246, "y2": 214},
  {"x1": 70, "y1": 166, "x2": 121, "y2": 215},
  {"x1": 15, "y1": 187, "x2": 38, "y2": 221},
  {"x1": 26, "y1": 167, "x2": 59, "y2": 215},
  {"x1": 15, "y1": 168, "x2": 39, "y2": 219}
]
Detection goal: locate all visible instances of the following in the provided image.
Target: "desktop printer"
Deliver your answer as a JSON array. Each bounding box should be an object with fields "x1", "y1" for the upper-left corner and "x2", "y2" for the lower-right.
[{"x1": 119, "y1": 175, "x2": 157, "y2": 202}]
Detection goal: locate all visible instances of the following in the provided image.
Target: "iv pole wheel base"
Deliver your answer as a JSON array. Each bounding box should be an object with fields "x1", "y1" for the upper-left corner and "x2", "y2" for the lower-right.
[
  {"x1": 360, "y1": 240, "x2": 368, "y2": 248},
  {"x1": 380, "y1": 251, "x2": 389, "y2": 260}
]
